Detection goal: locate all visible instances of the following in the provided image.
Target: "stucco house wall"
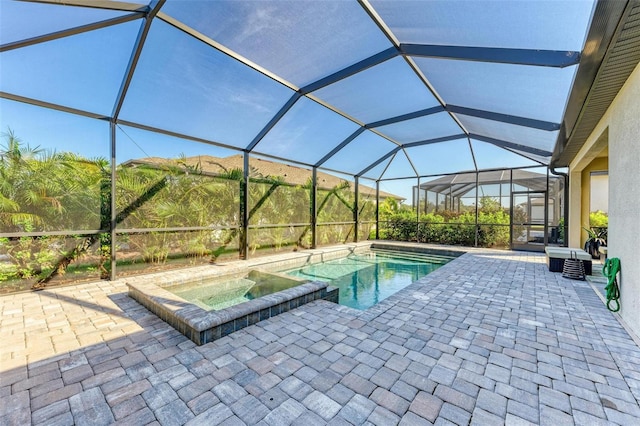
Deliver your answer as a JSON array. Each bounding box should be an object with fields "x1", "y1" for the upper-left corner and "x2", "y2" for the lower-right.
[{"x1": 571, "y1": 62, "x2": 640, "y2": 337}]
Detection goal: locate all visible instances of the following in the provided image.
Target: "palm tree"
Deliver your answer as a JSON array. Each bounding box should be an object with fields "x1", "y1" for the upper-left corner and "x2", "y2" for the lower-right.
[{"x1": 0, "y1": 129, "x2": 107, "y2": 283}]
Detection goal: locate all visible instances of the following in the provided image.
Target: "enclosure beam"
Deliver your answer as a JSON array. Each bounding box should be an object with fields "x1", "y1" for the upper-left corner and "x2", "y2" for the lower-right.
[
  {"x1": 467, "y1": 136, "x2": 479, "y2": 172},
  {"x1": 366, "y1": 106, "x2": 445, "y2": 128},
  {"x1": 246, "y1": 93, "x2": 302, "y2": 152},
  {"x1": 24, "y1": 0, "x2": 147, "y2": 12},
  {"x1": 447, "y1": 105, "x2": 560, "y2": 131},
  {"x1": 315, "y1": 128, "x2": 366, "y2": 168},
  {"x1": 357, "y1": 146, "x2": 400, "y2": 177},
  {"x1": 117, "y1": 120, "x2": 240, "y2": 151},
  {"x1": 470, "y1": 134, "x2": 552, "y2": 157},
  {"x1": 301, "y1": 47, "x2": 397, "y2": 94},
  {"x1": 402, "y1": 134, "x2": 468, "y2": 149},
  {"x1": 498, "y1": 145, "x2": 549, "y2": 166},
  {"x1": 111, "y1": 0, "x2": 165, "y2": 119},
  {"x1": 400, "y1": 44, "x2": 581, "y2": 68},
  {"x1": 1, "y1": 92, "x2": 109, "y2": 121},
  {"x1": 378, "y1": 163, "x2": 546, "y2": 182},
  {"x1": 118, "y1": 118, "x2": 319, "y2": 169},
  {"x1": 357, "y1": 0, "x2": 470, "y2": 143},
  {"x1": 0, "y1": 12, "x2": 145, "y2": 53}
]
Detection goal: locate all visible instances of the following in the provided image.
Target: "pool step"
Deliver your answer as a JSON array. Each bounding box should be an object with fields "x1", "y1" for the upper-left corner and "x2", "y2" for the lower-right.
[{"x1": 370, "y1": 248, "x2": 454, "y2": 264}]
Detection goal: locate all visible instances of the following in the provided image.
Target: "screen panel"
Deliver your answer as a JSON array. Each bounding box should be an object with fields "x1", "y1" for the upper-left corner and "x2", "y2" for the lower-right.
[
  {"x1": 0, "y1": 101, "x2": 111, "y2": 291},
  {"x1": 115, "y1": 229, "x2": 238, "y2": 278},
  {"x1": 1, "y1": 20, "x2": 140, "y2": 115},
  {"x1": 115, "y1": 126, "x2": 241, "y2": 231},
  {"x1": 162, "y1": 0, "x2": 392, "y2": 87},
  {"x1": 321, "y1": 131, "x2": 397, "y2": 175},
  {"x1": 313, "y1": 57, "x2": 440, "y2": 124},
  {"x1": 378, "y1": 151, "x2": 417, "y2": 180},
  {"x1": 0, "y1": 1, "x2": 134, "y2": 45},
  {"x1": 404, "y1": 139, "x2": 476, "y2": 177},
  {"x1": 0, "y1": 234, "x2": 106, "y2": 293},
  {"x1": 459, "y1": 115, "x2": 558, "y2": 153},
  {"x1": 370, "y1": 0, "x2": 594, "y2": 51},
  {"x1": 317, "y1": 171, "x2": 355, "y2": 225},
  {"x1": 471, "y1": 140, "x2": 540, "y2": 170},
  {"x1": 252, "y1": 97, "x2": 360, "y2": 165},
  {"x1": 247, "y1": 155, "x2": 312, "y2": 254},
  {"x1": 1, "y1": 100, "x2": 110, "y2": 233},
  {"x1": 316, "y1": 169, "x2": 357, "y2": 246},
  {"x1": 415, "y1": 58, "x2": 578, "y2": 124},
  {"x1": 477, "y1": 171, "x2": 510, "y2": 249},
  {"x1": 119, "y1": 20, "x2": 294, "y2": 149},
  {"x1": 358, "y1": 178, "x2": 378, "y2": 242},
  {"x1": 375, "y1": 112, "x2": 462, "y2": 144},
  {"x1": 360, "y1": 157, "x2": 392, "y2": 181}
]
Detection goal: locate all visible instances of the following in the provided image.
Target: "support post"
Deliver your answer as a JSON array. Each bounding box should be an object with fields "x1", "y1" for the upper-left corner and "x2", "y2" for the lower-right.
[
  {"x1": 354, "y1": 176, "x2": 359, "y2": 242},
  {"x1": 424, "y1": 190, "x2": 428, "y2": 213},
  {"x1": 544, "y1": 168, "x2": 550, "y2": 246},
  {"x1": 475, "y1": 171, "x2": 479, "y2": 247},
  {"x1": 509, "y1": 170, "x2": 514, "y2": 249},
  {"x1": 311, "y1": 168, "x2": 317, "y2": 248},
  {"x1": 550, "y1": 165, "x2": 569, "y2": 247},
  {"x1": 375, "y1": 181, "x2": 380, "y2": 240},
  {"x1": 449, "y1": 184, "x2": 453, "y2": 210},
  {"x1": 109, "y1": 121, "x2": 117, "y2": 280},
  {"x1": 240, "y1": 153, "x2": 249, "y2": 259},
  {"x1": 416, "y1": 177, "x2": 421, "y2": 242}
]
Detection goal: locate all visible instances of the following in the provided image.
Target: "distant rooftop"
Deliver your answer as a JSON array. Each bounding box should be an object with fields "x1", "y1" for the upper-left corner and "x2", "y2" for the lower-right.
[{"x1": 124, "y1": 155, "x2": 405, "y2": 201}]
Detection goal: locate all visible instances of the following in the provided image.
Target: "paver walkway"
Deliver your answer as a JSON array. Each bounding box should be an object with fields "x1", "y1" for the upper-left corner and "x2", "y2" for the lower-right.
[{"x1": 2, "y1": 248, "x2": 640, "y2": 425}]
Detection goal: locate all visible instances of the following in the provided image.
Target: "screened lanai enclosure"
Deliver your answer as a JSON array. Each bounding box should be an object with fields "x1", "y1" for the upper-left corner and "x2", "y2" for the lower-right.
[
  {"x1": 402, "y1": 167, "x2": 565, "y2": 251},
  {"x1": 1, "y1": 0, "x2": 606, "y2": 292}
]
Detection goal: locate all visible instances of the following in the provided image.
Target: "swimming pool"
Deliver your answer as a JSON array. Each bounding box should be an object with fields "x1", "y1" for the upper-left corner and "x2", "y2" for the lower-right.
[
  {"x1": 283, "y1": 249, "x2": 455, "y2": 310},
  {"x1": 127, "y1": 243, "x2": 462, "y2": 344}
]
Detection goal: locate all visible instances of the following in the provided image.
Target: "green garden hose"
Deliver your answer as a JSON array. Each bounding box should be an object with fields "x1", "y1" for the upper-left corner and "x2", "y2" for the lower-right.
[{"x1": 602, "y1": 257, "x2": 621, "y2": 312}]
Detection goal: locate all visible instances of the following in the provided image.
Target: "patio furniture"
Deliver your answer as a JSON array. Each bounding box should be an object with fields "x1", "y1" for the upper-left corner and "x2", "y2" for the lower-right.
[
  {"x1": 545, "y1": 247, "x2": 593, "y2": 275},
  {"x1": 600, "y1": 246, "x2": 608, "y2": 260},
  {"x1": 561, "y1": 251, "x2": 586, "y2": 280}
]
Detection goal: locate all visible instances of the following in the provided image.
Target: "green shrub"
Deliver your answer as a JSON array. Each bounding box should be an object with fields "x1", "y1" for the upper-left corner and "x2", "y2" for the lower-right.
[
  {"x1": 379, "y1": 204, "x2": 511, "y2": 248},
  {"x1": 589, "y1": 210, "x2": 608, "y2": 227}
]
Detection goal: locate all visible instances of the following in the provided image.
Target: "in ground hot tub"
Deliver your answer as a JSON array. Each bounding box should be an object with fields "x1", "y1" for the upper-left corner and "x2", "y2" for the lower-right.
[
  {"x1": 127, "y1": 269, "x2": 338, "y2": 345},
  {"x1": 166, "y1": 270, "x2": 309, "y2": 310}
]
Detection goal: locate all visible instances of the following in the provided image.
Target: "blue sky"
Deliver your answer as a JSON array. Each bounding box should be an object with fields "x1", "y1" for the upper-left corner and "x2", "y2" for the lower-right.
[{"x1": 0, "y1": 0, "x2": 596, "y2": 201}]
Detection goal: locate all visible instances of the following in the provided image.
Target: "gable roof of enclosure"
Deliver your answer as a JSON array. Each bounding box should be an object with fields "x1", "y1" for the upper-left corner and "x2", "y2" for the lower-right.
[
  {"x1": 417, "y1": 169, "x2": 552, "y2": 199},
  {"x1": 0, "y1": 0, "x2": 626, "y2": 181}
]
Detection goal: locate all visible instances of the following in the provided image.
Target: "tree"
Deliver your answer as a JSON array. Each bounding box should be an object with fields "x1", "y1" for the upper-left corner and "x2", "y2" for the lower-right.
[{"x1": 0, "y1": 129, "x2": 107, "y2": 283}]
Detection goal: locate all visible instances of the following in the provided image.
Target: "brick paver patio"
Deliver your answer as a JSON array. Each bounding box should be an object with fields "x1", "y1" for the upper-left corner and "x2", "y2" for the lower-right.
[{"x1": 2, "y1": 247, "x2": 640, "y2": 425}]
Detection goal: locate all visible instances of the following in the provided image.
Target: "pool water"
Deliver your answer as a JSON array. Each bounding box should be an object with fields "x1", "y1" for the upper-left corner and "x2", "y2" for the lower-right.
[{"x1": 283, "y1": 249, "x2": 454, "y2": 310}]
